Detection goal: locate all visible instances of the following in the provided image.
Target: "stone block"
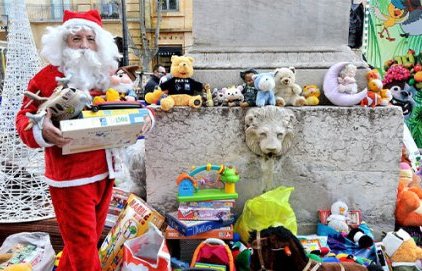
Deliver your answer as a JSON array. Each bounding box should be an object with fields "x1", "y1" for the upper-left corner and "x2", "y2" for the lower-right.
[{"x1": 145, "y1": 106, "x2": 403, "y2": 238}]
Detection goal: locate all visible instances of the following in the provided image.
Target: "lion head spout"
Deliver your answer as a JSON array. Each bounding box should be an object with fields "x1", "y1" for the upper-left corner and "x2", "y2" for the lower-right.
[{"x1": 245, "y1": 106, "x2": 296, "y2": 157}]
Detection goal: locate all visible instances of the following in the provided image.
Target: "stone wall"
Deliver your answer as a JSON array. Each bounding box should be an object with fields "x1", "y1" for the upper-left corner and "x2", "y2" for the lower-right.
[
  {"x1": 145, "y1": 106, "x2": 403, "y2": 238},
  {"x1": 188, "y1": 0, "x2": 367, "y2": 91}
]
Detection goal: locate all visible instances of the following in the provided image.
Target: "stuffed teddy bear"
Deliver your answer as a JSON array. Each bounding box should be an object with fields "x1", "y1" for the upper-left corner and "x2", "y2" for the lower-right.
[
  {"x1": 222, "y1": 85, "x2": 244, "y2": 107},
  {"x1": 274, "y1": 67, "x2": 306, "y2": 106},
  {"x1": 326, "y1": 200, "x2": 350, "y2": 233},
  {"x1": 302, "y1": 84, "x2": 320, "y2": 106},
  {"x1": 253, "y1": 72, "x2": 276, "y2": 107},
  {"x1": 337, "y1": 64, "x2": 358, "y2": 94},
  {"x1": 382, "y1": 229, "x2": 422, "y2": 271},
  {"x1": 159, "y1": 55, "x2": 203, "y2": 96},
  {"x1": 395, "y1": 161, "x2": 422, "y2": 227}
]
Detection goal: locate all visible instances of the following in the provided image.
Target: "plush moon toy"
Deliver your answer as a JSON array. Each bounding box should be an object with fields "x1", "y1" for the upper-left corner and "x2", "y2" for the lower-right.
[{"x1": 323, "y1": 62, "x2": 367, "y2": 106}]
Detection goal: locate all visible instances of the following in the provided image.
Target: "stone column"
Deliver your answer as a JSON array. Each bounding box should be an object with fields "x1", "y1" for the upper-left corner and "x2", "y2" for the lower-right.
[{"x1": 188, "y1": 0, "x2": 366, "y2": 90}]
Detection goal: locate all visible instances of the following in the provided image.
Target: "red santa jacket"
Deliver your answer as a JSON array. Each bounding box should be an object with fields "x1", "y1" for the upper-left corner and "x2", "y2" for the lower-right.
[{"x1": 16, "y1": 65, "x2": 109, "y2": 187}]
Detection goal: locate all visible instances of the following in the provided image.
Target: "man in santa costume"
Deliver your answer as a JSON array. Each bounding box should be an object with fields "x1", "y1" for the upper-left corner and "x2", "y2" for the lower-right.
[{"x1": 15, "y1": 9, "x2": 139, "y2": 271}]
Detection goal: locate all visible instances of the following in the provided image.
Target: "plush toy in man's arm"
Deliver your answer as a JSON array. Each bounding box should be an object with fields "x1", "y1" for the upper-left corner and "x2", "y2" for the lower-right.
[{"x1": 159, "y1": 55, "x2": 203, "y2": 96}]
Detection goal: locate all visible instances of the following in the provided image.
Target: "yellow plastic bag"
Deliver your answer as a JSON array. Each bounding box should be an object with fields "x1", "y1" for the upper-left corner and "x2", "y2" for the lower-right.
[{"x1": 234, "y1": 186, "x2": 297, "y2": 243}]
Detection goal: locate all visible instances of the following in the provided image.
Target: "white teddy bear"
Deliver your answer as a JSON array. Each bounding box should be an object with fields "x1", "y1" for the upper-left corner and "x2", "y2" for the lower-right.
[{"x1": 274, "y1": 67, "x2": 306, "y2": 106}]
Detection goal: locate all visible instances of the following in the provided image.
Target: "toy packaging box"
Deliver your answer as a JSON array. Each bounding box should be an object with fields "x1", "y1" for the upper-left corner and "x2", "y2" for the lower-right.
[
  {"x1": 99, "y1": 194, "x2": 165, "y2": 271},
  {"x1": 178, "y1": 199, "x2": 235, "y2": 209},
  {"x1": 177, "y1": 206, "x2": 233, "y2": 221},
  {"x1": 60, "y1": 108, "x2": 150, "y2": 155},
  {"x1": 105, "y1": 187, "x2": 132, "y2": 228},
  {"x1": 166, "y1": 212, "x2": 234, "y2": 236},
  {"x1": 165, "y1": 225, "x2": 233, "y2": 240}
]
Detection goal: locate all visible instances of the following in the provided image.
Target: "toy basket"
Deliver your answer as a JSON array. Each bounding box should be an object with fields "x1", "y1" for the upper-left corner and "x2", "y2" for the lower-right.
[{"x1": 190, "y1": 238, "x2": 235, "y2": 271}]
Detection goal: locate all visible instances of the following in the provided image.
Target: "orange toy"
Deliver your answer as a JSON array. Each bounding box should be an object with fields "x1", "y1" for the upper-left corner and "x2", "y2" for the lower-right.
[
  {"x1": 361, "y1": 69, "x2": 392, "y2": 107},
  {"x1": 395, "y1": 162, "x2": 422, "y2": 226}
]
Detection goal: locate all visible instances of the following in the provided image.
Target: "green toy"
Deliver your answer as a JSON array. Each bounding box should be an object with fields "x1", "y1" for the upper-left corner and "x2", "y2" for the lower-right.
[{"x1": 176, "y1": 163, "x2": 240, "y2": 202}]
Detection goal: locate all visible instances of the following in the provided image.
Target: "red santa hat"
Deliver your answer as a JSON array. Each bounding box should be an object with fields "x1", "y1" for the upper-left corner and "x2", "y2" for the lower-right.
[{"x1": 62, "y1": 10, "x2": 103, "y2": 31}]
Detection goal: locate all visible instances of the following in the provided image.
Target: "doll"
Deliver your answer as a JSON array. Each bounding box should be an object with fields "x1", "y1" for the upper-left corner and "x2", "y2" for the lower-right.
[
  {"x1": 239, "y1": 68, "x2": 258, "y2": 107},
  {"x1": 337, "y1": 63, "x2": 358, "y2": 94}
]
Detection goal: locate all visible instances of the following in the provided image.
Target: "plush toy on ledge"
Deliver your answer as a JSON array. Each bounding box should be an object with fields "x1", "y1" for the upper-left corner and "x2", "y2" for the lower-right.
[
  {"x1": 273, "y1": 67, "x2": 306, "y2": 106},
  {"x1": 159, "y1": 55, "x2": 203, "y2": 96},
  {"x1": 337, "y1": 63, "x2": 358, "y2": 94},
  {"x1": 360, "y1": 69, "x2": 392, "y2": 107},
  {"x1": 222, "y1": 85, "x2": 244, "y2": 107},
  {"x1": 302, "y1": 84, "x2": 320, "y2": 105},
  {"x1": 323, "y1": 62, "x2": 367, "y2": 106},
  {"x1": 253, "y1": 72, "x2": 276, "y2": 107}
]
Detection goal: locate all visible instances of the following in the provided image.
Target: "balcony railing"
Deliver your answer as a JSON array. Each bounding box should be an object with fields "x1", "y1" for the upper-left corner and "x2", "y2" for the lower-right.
[{"x1": 0, "y1": 2, "x2": 142, "y2": 22}]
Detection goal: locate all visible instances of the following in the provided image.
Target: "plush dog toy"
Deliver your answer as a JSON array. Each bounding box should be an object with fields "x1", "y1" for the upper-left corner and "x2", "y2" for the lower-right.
[
  {"x1": 382, "y1": 229, "x2": 422, "y2": 271},
  {"x1": 253, "y1": 72, "x2": 276, "y2": 107},
  {"x1": 159, "y1": 55, "x2": 203, "y2": 96},
  {"x1": 273, "y1": 67, "x2": 306, "y2": 106}
]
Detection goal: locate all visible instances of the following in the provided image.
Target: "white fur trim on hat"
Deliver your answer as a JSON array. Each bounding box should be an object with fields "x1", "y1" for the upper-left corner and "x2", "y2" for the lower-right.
[
  {"x1": 382, "y1": 229, "x2": 412, "y2": 257},
  {"x1": 63, "y1": 18, "x2": 103, "y2": 33}
]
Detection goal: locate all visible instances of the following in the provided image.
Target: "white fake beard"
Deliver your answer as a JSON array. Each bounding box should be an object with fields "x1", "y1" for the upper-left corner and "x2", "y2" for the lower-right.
[
  {"x1": 112, "y1": 82, "x2": 133, "y2": 94},
  {"x1": 61, "y1": 48, "x2": 109, "y2": 92}
]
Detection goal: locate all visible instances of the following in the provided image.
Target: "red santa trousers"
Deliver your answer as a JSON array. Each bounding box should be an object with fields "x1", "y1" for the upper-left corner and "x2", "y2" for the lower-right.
[{"x1": 49, "y1": 178, "x2": 114, "y2": 271}]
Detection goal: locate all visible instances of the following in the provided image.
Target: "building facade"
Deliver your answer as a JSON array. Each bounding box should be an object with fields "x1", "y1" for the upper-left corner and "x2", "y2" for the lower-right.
[{"x1": 0, "y1": 0, "x2": 193, "y2": 71}]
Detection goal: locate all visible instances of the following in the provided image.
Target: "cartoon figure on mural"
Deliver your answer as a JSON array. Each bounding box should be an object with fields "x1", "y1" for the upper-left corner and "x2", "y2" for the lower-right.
[
  {"x1": 373, "y1": 0, "x2": 422, "y2": 41},
  {"x1": 372, "y1": 1, "x2": 409, "y2": 41}
]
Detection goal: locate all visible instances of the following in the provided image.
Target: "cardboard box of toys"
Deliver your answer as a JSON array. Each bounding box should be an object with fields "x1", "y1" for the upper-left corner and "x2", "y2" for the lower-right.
[
  {"x1": 99, "y1": 194, "x2": 165, "y2": 271},
  {"x1": 60, "y1": 108, "x2": 150, "y2": 155}
]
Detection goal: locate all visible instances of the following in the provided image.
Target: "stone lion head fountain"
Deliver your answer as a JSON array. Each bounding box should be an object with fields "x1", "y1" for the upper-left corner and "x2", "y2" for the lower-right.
[{"x1": 245, "y1": 106, "x2": 296, "y2": 158}]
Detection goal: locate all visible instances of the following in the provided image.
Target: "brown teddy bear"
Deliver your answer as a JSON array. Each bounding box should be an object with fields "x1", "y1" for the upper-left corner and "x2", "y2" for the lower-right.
[
  {"x1": 159, "y1": 55, "x2": 203, "y2": 96},
  {"x1": 382, "y1": 229, "x2": 422, "y2": 271},
  {"x1": 273, "y1": 67, "x2": 306, "y2": 106}
]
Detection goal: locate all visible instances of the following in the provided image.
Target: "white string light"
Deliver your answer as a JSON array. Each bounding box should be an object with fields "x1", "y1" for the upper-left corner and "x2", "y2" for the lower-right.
[{"x1": 0, "y1": 0, "x2": 54, "y2": 222}]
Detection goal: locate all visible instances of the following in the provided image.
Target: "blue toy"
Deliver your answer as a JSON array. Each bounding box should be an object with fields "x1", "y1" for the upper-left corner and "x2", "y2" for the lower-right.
[{"x1": 253, "y1": 72, "x2": 276, "y2": 107}]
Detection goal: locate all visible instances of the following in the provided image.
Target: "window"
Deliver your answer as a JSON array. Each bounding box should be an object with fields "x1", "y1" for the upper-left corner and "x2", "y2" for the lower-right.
[{"x1": 161, "y1": 0, "x2": 178, "y2": 12}]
